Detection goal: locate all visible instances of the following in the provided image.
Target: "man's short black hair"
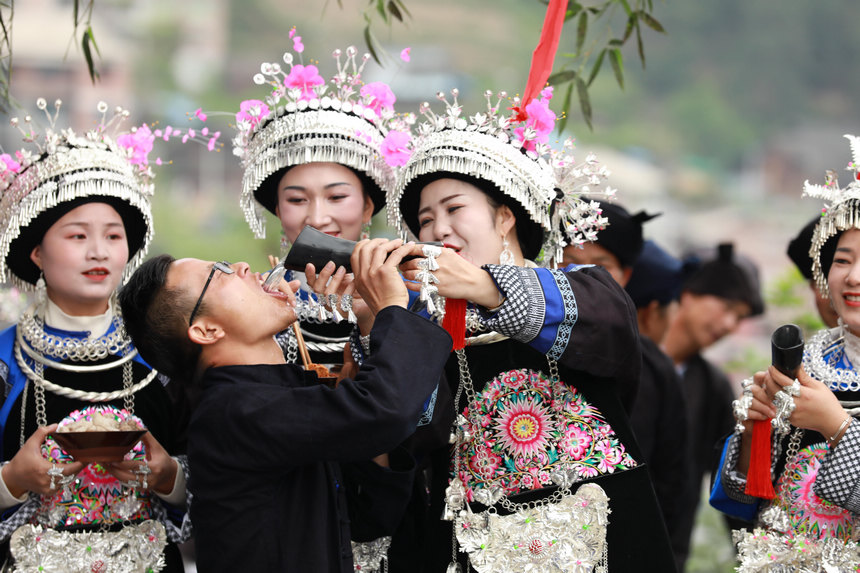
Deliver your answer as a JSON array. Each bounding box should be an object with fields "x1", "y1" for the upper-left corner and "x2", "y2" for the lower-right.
[{"x1": 119, "y1": 254, "x2": 202, "y2": 383}]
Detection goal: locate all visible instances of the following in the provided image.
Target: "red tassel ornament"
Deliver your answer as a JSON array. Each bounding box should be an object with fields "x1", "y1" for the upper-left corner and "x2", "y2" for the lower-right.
[
  {"x1": 744, "y1": 419, "x2": 776, "y2": 499},
  {"x1": 442, "y1": 298, "x2": 467, "y2": 351}
]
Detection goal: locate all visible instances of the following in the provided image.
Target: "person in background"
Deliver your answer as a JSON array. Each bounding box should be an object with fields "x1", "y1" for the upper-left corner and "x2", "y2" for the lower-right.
[
  {"x1": 787, "y1": 216, "x2": 840, "y2": 328},
  {"x1": 662, "y1": 242, "x2": 765, "y2": 570},
  {"x1": 562, "y1": 204, "x2": 691, "y2": 569},
  {"x1": 624, "y1": 239, "x2": 696, "y2": 571}
]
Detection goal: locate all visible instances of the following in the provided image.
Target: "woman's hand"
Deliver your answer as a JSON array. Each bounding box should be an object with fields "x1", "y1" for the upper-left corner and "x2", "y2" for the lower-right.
[
  {"x1": 2, "y1": 425, "x2": 84, "y2": 497},
  {"x1": 767, "y1": 364, "x2": 847, "y2": 439},
  {"x1": 104, "y1": 432, "x2": 178, "y2": 495},
  {"x1": 399, "y1": 245, "x2": 501, "y2": 308},
  {"x1": 305, "y1": 261, "x2": 355, "y2": 303}
]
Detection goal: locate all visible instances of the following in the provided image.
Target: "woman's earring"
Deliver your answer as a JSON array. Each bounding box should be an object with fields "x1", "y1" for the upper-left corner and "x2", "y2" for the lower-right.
[
  {"x1": 499, "y1": 235, "x2": 514, "y2": 266},
  {"x1": 35, "y1": 271, "x2": 47, "y2": 307},
  {"x1": 360, "y1": 222, "x2": 371, "y2": 241}
]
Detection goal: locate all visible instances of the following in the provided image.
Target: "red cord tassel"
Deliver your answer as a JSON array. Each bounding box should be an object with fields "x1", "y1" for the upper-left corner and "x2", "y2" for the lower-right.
[
  {"x1": 520, "y1": 0, "x2": 570, "y2": 109},
  {"x1": 442, "y1": 298, "x2": 467, "y2": 351},
  {"x1": 744, "y1": 419, "x2": 776, "y2": 499}
]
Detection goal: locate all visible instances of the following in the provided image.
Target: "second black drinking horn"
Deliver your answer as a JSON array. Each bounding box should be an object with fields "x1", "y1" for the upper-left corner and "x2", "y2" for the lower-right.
[
  {"x1": 281, "y1": 225, "x2": 441, "y2": 273},
  {"x1": 771, "y1": 323, "x2": 804, "y2": 379}
]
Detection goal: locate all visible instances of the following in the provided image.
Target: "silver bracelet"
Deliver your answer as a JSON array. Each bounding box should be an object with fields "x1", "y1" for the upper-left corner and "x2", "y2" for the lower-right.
[{"x1": 829, "y1": 415, "x2": 853, "y2": 447}]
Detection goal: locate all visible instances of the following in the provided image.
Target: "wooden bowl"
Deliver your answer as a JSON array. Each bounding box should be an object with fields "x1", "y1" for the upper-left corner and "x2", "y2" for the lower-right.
[{"x1": 51, "y1": 430, "x2": 147, "y2": 463}]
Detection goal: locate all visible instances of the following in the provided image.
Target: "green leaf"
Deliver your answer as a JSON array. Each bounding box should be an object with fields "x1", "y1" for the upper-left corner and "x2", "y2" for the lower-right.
[
  {"x1": 73, "y1": 0, "x2": 79, "y2": 26},
  {"x1": 547, "y1": 69, "x2": 577, "y2": 85},
  {"x1": 622, "y1": 13, "x2": 637, "y2": 42},
  {"x1": 575, "y1": 76, "x2": 592, "y2": 131},
  {"x1": 576, "y1": 12, "x2": 588, "y2": 54},
  {"x1": 375, "y1": 0, "x2": 388, "y2": 24},
  {"x1": 607, "y1": 38, "x2": 623, "y2": 48},
  {"x1": 639, "y1": 11, "x2": 666, "y2": 33},
  {"x1": 387, "y1": 0, "x2": 402, "y2": 22},
  {"x1": 619, "y1": 0, "x2": 632, "y2": 16},
  {"x1": 586, "y1": 49, "x2": 605, "y2": 86},
  {"x1": 565, "y1": 2, "x2": 582, "y2": 21},
  {"x1": 636, "y1": 20, "x2": 646, "y2": 68},
  {"x1": 86, "y1": 26, "x2": 101, "y2": 57},
  {"x1": 557, "y1": 81, "x2": 573, "y2": 134},
  {"x1": 609, "y1": 48, "x2": 624, "y2": 89},
  {"x1": 81, "y1": 27, "x2": 99, "y2": 83},
  {"x1": 392, "y1": 0, "x2": 411, "y2": 18},
  {"x1": 363, "y1": 24, "x2": 382, "y2": 66}
]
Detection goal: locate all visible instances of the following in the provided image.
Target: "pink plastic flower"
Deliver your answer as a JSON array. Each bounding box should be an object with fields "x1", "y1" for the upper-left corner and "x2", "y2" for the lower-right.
[
  {"x1": 0, "y1": 153, "x2": 21, "y2": 174},
  {"x1": 289, "y1": 28, "x2": 297, "y2": 40},
  {"x1": 194, "y1": 108, "x2": 207, "y2": 122},
  {"x1": 235, "y1": 100, "x2": 270, "y2": 130},
  {"x1": 400, "y1": 47, "x2": 411, "y2": 62},
  {"x1": 117, "y1": 124, "x2": 155, "y2": 166},
  {"x1": 293, "y1": 36, "x2": 304, "y2": 53},
  {"x1": 360, "y1": 82, "x2": 396, "y2": 115},
  {"x1": 284, "y1": 64, "x2": 324, "y2": 100},
  {"x1": 380, "y1": 130, "x2": 412, "y2": 167}
]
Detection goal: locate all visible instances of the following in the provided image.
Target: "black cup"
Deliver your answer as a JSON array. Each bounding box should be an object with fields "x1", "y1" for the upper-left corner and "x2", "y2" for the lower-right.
[
  {"x1": 282, "y1": 225, "x2": 440, "y2": 273},
  {"x1": 771, "y1": 324, "x2": 804, "y2": 378}
]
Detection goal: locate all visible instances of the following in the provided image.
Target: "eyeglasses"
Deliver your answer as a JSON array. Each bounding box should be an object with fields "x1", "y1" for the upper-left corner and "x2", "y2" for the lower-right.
[{"x1": 189, "y1": 261, "x2": 234, "y2": 326}]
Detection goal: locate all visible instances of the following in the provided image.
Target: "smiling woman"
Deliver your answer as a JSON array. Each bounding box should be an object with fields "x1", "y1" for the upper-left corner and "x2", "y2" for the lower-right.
[
  {"x1": 714, "y1": 135, "x2": 860, "y2": 571},
  {"x1": 0, "y1": 100, "x2": 193, "y2": 572}
]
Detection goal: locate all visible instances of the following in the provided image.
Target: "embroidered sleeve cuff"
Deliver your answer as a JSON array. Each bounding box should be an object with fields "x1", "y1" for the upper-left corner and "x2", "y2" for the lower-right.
[
  {"x1": 478, "y1": 265, "x2": 545, "y2": 343},
  {"x1": 154, "y1": 457, "x2": 187, "y2": 507},
  {"x1": 0, "y1": 463, "x2": 27, "y2": 510},
  {"x1": 814, "y1": 419, "x2": 860, "y2": 513},
  {"x1": 720, "y1": 433, "x2": 759, "y2": 504}
]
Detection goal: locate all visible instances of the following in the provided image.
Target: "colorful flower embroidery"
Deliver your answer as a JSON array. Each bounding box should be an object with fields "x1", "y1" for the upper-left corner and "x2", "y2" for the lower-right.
[
  {"x1": 455, "y1": 368, "x2": 636, "y2": 500},
  {"x1": 772, "y1": 443, "x2": 858, "y2": 542}
]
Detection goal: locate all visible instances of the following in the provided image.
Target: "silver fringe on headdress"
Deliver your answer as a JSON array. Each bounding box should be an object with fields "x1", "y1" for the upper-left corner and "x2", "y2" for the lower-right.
[
  {"x1": 388, "y1": 128, "x2": 555, "y2": 235},
  {"x1": 805, "y1": 134, "x2": 860, "y2": 298},
  {"x1": 0, "y1": 126, "x2": 153, "y2": 291},
  {"x1": 239, "y1": 108, "x2": 390, "y2": 239}
]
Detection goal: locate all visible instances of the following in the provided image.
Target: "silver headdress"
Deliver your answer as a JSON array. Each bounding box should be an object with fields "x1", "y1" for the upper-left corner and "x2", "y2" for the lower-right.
[
  {"x1": 233, "y1": 30, "x2": 414, "y2": 239},
  {"x1": 804, "y1": 134, "x2": 860, "y2": 297},
  {"x1": 0, "y1": 99, "x2": 155, "y2": 290},
  {"x1": 389, "y1": 87, "x2": 615, "y2": 266}
]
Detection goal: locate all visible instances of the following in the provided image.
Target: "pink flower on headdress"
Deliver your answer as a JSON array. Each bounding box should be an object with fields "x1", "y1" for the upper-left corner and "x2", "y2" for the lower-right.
[
  {"x1": 194, "y1": 108, "x2": 208, "y2": 122},
  {"x1": 236, "y1": 99, "x2": 270, "y2": 130},
  {"x1": 117, "y1": 124, "x2": 155, "y2": 166},
  {"x1": 293, "y1": 36, "x2": 304, "y2": 53},
  {"x1": 380, "y1": 130, "x2": 412, "y2": 167},
  {"x1": 0, "y1": 153, "x2": 21, "y2": 174},
  {"x1": 514, "y1": 97, "x2": 557, "y2": 152},
  {"x1": 284, "y1": 64, "x2": 324, "y2": 101},
  {"x1": 360, "y1": 82, "x2": 396, "y2": 115},
  {"x1": 400, "y1": 47, "x2": 411, "y2": 62}
]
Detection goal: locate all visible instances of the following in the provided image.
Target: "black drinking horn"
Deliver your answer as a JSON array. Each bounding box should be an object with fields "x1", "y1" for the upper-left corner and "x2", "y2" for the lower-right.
[
  {"x1": 282, "y1": 225, "x2": 441, "y2": 273},
  {"x1": 771, "y1": 324, "x2": 804, "y2": 378}
]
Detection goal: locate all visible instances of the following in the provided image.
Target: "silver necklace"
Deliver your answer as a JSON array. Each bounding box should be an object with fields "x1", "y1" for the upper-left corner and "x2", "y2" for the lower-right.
[
  {"x1": 18, "y1": 305, "x2": 132, "y2": 362},
  {"x1": 803, "y1": 328, "x2": 860, "y2": 392}
]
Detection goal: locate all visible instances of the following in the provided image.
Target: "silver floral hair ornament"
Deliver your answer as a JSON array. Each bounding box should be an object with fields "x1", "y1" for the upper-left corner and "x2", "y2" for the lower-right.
[
  {"x1": 389, "y1": 87, "x2": 616, "y2": 266},
  {"x1": 805, "y1": 134, "x2": 860, "y2": 298},
  {"x1": 229, "y1": 28, "x2": 415, "y2": 240},
  {"x1": 0, "y1": 98, "x2": 218, "y2": 291}
]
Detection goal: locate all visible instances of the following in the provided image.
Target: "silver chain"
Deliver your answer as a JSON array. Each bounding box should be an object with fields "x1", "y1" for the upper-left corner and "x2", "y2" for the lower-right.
[
  {"x1": 783, "y1": 427, "x2": 804, "y2": 467},
  {"x1": 19, "y1": 358, "x2": 137, "y2": 447},
  {"x1": 19, "y1": 309, "x2": 132, "y2": 362}
]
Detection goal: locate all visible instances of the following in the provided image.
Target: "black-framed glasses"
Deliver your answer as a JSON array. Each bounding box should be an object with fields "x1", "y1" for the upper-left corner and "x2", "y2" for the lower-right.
[{"x1": 189, "y1": 261, "x2": 234, "y2": 326}]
